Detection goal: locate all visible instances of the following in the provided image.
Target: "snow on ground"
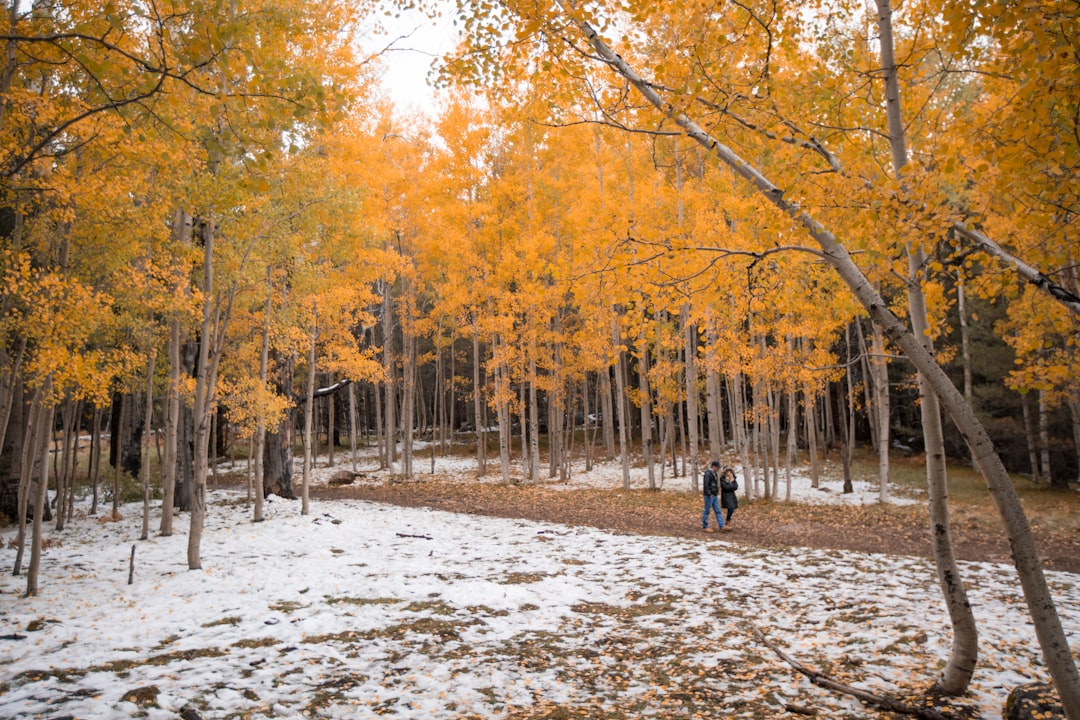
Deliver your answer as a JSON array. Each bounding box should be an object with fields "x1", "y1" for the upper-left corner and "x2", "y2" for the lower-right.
[
  {"x1": 313, "y1": 440, "x2": 924, "y2": 506},
  {"x1": 1, "y1": 447, "x2": 1074, "y2": 719}
]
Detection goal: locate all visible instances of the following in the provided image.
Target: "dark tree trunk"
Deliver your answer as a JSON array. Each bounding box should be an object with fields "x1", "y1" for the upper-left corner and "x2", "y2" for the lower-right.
[
  {"x1": 263, "y1": 349, "x2": 296, "y2": 499},
  {"x1": 175, "y1": 403, "x2": 193, "y2": 512},
  {"x1": 0, "y1": 378, "x2": 26, "y2": 521},
  {"x1": 109, "y1": 392, "x2": 143, "y2": 479}
]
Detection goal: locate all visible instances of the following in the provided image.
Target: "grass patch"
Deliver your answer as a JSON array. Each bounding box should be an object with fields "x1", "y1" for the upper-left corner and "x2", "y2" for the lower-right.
[
  {"x1": 500, "y1": 571, "x2": 552, "y2": 584},
  {"x1": 403, "y1": 599, "x2": 456, "y2": 615},
  {"x1": 324, "y1": 595, "x2": 399, "y2": 608},
  {"x1": 233, "y1": 637, "x2": 278, "y2": 649}
]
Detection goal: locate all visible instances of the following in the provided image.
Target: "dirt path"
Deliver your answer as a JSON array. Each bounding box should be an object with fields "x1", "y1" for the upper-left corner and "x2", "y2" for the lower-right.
[{"x1": 313, "y1": 478, "x2": 1080, "y2": 575}]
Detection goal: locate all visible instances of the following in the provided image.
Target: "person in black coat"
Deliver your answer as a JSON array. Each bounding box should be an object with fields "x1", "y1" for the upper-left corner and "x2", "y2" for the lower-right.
[
  {"x1": 701, "y1": 460, "x2": 724, "y2": 532},
  {"x1": 720, "y1": 467, "x2": 739, "y2": 529}
]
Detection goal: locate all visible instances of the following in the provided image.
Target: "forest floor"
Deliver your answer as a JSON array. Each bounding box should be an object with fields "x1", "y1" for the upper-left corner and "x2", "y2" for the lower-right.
[
  {"x1": 314, "y1": 465, "x2": 1080, "y2": 575},
  {"x1": 4, "y1": 449, "x2": 1078, "y2": 720}
]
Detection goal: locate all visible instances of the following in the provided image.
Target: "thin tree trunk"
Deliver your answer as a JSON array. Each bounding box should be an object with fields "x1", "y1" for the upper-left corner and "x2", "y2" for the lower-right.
[
  {"x1": 302, "y1": 316, "x2": 317, "y2": 516},
  {"x1": 495, "y1": 339, "x2": 511, "y2": 484},
  {"x1": 89, "y1": 406, "x2": 102, "y2": 516},
  {"x1": 638, "y1": 328, "x2": 655, "y2": 490},
  {"x1": 842, "y1": 324, "x2": 856, "y2": 494},
  {"x1": 472, "y1": 315, "x2": 486, "y2": 476},
  {"x1": 1068, "y1": 391, "x2": 1080, "y2": 486},
  {"x1": 401, "y1": 302, "x2": 415, "y2": 480},
  {"x1": 348, "y1": 382, "x2": 358, "y2": 476},
  {"x1": 54, "y1": 396, "x2": 75, "y2": 531},
  {"x1": 600, "y1": 364, "x2": 615, "y2": 458},
  {"x1": 253, "y1": 280, "x2": 271, "y2": 523},
  {"x1": 26, "y1": 392, "x2": 54, "y2": 596},
  {"x1": 730, "y1": 374, "x2": 754, "y2": 499},
  {"x1": 611, "y1": 315, "x2": 631, "y2": 489},
  {"x1": 188, "y1": 220, "x2": 233, "y2": 570},
  {"x1": 382, "y1": 281, "x2": 396, "y2": 469},
  {"x1": 583, "y1": 376, "x2": 594, "y2": 472},
  {"x1": 65, "y1": 403, "x2": 79, "y2": 525},
  {"x1": 868, "y1": 320, "x2": 891, "y2": 501},
  {"x1": 1039, "y1": 391, "x2": 1054, "y2": 487},
  {"x1": 374, "y1": 333, "x2": 385, "y2": 470},
  {"x1": 785, "y1": 379, "x2": 796, "y2": 502},
  {"x1": 160, "y1": 315, "x2": 179, "y2": 535},
  {"x1": 140, "y1": 353, "x2": 155, "y2": 541},
  {"x1": 112, "y1": 395, "x2": 126, "y2": 520},
  {"x1": 327, "y1": 373, "x2": 335, "y2": 468},
  {"x1": 957, "y1": 280, "x2": 973, "y2": 404},
  {"x1": 527, "y1": 354, "x2": 540, "y2": 483},
  {"x1": 683, "y1": 308, "x2": 701, "y2": 492},
  {"x1": 871, "y1": 0, "x2": 981, "y2": 691},
  {"x1": 1021, "y1": 392, "x2": 1040, "y2": 481},
  {"x1": 0, "y1": 336, "x2": 26, "y2": 463},
  {"x1": 13, "y1": 387, "x2": 42, "y2": 576},
  {"x1": 187, "y1": 222, "x2": 215, "y2": 569},
  {"x1": 769, "y1": 383, "x2": 781, "y2": 498}
]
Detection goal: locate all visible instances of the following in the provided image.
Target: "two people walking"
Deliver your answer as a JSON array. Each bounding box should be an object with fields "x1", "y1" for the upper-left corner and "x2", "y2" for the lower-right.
[{"x1": 702, "y1": 460, "x2": 738, "y2": 533}]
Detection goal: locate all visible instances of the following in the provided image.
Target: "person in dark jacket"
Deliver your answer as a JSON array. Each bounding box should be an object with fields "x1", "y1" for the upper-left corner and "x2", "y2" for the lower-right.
[
  {"x1": 701, "y1": 460, "x2": 723, "y2": 532},
  {"x1": 720, "y1": 467, "x2": 739, "y2": 529}
]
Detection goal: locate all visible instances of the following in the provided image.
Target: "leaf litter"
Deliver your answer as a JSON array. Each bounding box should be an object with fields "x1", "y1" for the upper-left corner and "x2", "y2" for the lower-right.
[{"x1": 0, "y1": 452, "x2": 1076, "y2": 719}]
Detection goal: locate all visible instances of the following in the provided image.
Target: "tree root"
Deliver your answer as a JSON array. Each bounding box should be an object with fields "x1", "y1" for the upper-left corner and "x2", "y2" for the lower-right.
[{"x1": 750, "y1": 622, "x2": 952, "y2": 720}]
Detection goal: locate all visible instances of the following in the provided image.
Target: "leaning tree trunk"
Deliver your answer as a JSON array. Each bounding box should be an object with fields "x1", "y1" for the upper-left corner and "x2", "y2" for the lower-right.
[
  {"x1": 27, "y1": 384, "x2": 54, "y2": 596},
  {"x1": 188, "y1": 222, "x2": 215, "y2": 570},
  {"x1": 874, "y1": 0, "x2": 980, "y2": 690},
  {"x1": 557, "y1": 8, "x2": 1080, "y2": 713},
  {"x1": 12, "y1": 385, "x2": 41, "y2": 576}
]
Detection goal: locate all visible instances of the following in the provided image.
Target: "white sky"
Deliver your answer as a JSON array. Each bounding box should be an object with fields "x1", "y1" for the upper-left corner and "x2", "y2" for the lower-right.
[
  {"x1": 2, "y1": 446, "x2": 1076, "y2": 718},
  {"x1": 364, "y1": 6, "x2": 461, "y2": 115}
]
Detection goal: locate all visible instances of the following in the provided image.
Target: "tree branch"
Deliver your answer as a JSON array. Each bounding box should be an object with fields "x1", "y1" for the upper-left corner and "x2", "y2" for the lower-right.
[
  {"x1": 950, "y1": 222, "x2": 1080, "y2": 316},
  {"x1": 750, "y1": 622, "x2": 952, "y2": 720}
]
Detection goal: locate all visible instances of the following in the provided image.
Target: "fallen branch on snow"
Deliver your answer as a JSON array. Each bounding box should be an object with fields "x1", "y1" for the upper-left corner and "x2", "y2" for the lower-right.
[
  {"x1": 750, "y1": 622, "x2": 950, "y2": 720},
  {"x1": 396, "y1": 532, "x2": 433, "y2": 540}
]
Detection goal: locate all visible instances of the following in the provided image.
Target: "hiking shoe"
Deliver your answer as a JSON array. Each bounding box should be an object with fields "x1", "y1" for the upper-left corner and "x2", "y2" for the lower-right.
[{"x1": 703, "y1": 527, "x2": 715, "y2": 533}]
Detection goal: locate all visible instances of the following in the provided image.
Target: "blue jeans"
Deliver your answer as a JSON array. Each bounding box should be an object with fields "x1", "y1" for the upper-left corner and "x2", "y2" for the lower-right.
[{"x1": 702, "y1": 495, "x2": 724, "y2": 529}]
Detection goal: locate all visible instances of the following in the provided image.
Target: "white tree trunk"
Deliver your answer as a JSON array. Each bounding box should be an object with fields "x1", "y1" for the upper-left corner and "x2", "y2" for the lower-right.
[
  {"x1": 870, "y1": 321, "x2": 891, "y2": 501},
  {"x1": 27, "y1": 393, "x2": 54, "y2": 596},
  {"x1": 611, "y1": 314, "x2": 631, "y2": 489},
  {"x1": 1039, "y1": 390, "x2": 1053, "y2": 485},
  {"x1": 140, "y1": 353, "x2": 155, "y2": 541},
  {"x1": 683, "y1": 307, "x2": 701, "y2": 491},
  {"x1": 302, "y1": 317, "x2": 317, "y2": 517}
]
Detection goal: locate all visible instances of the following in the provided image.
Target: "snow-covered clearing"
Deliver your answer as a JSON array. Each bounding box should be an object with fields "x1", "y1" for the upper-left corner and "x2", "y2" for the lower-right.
[{"x1": 1, "y1": 448, "x2": 1075, "y2": 719}]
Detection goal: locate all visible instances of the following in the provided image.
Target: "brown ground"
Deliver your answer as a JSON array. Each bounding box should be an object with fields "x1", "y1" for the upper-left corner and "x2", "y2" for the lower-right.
[{"x1": 313, "y1": 477, "x2": 1080, "y2": 575}]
